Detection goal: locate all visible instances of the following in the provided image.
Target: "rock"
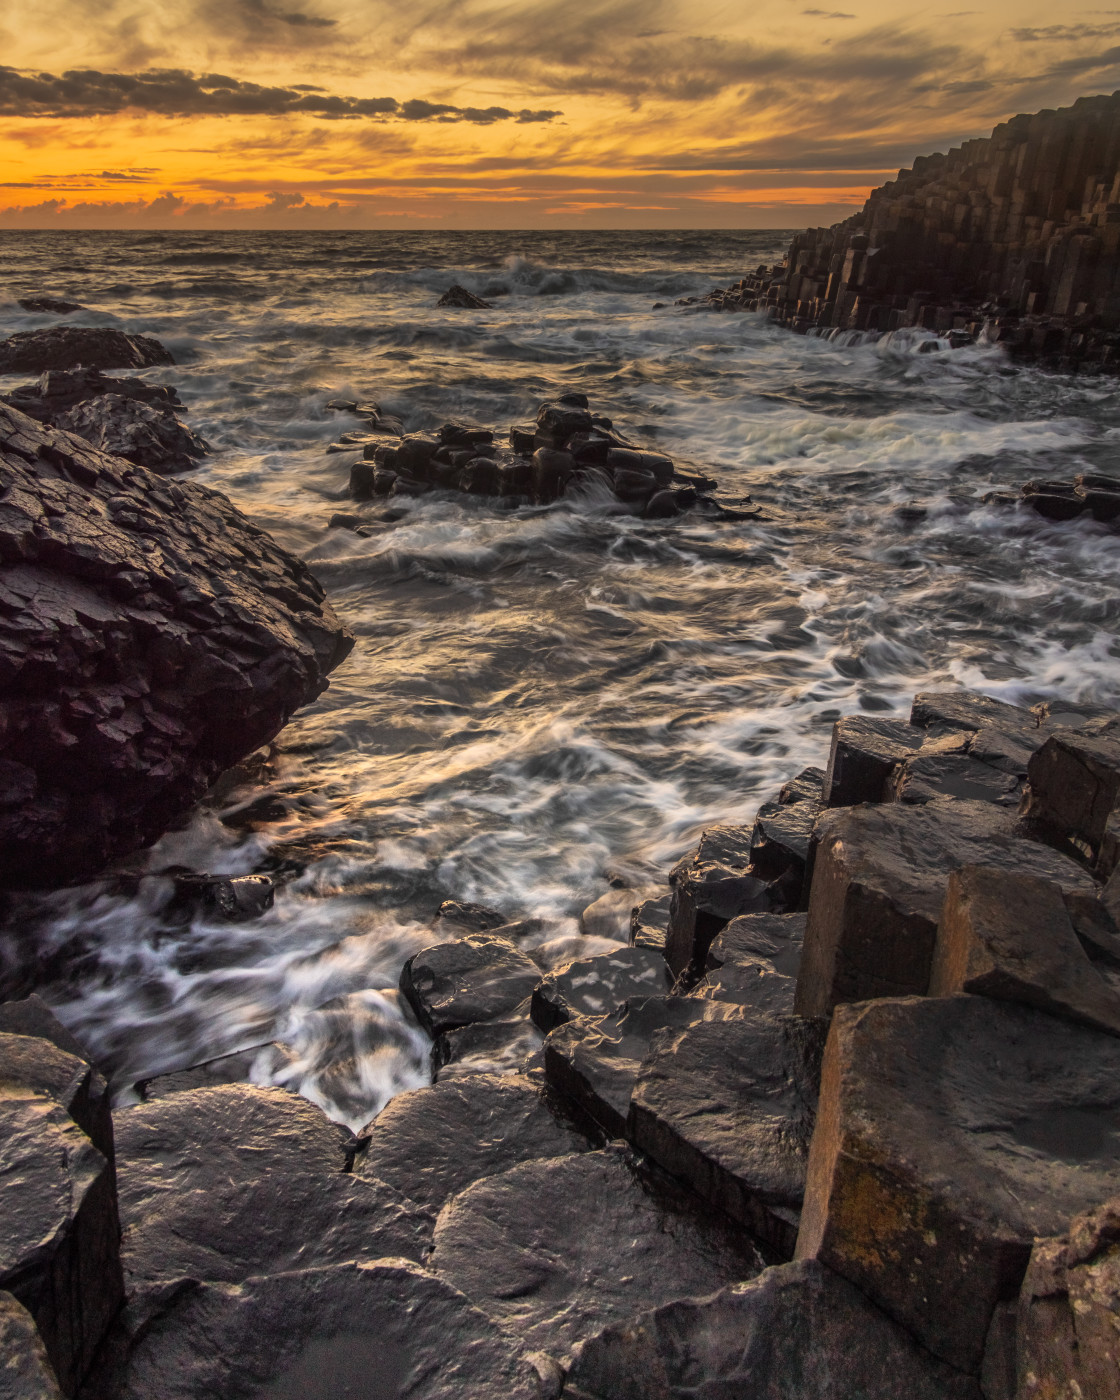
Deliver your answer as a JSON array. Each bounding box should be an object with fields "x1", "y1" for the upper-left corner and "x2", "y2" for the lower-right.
[
  {"x1": 536, "y1": 398, "x2": 593, "y2": 444},
  {"x1": 795, "y1": 800, "x2": 1094, "y2": 1018},
  {"x1": 564, "y1": 1260, "x2": 982, "y2": 1400},
  {"x1": 0, "y1": 1089, "x2": 122, "y2": 1393},
  {"x1": 3, "y1": 369, "x2": 182, "y2": 422},
  {"x1": 17, "y1": 297, "x2": 84, "y2": 314},
  {"x1": 436, "y1": 284, "x2": 492, "y2": 309},
  {"x1": 136, "y1": 1044, "x2": 277, "y2": 1099},
  {"x1": 430, "y1": 1148, "x2": 764, "y2": 1366},
  {"x1": 355, "y1": 1073, "x2": 584, "y2": 1212},
  {"x1": 685, "y1": 957, "x2": 798, "y2": 1014},
  {"x1": 796, "y1": 995, "x2": 1120, "y2": 1372},
  {"x1": 666, "y1": 825, "x2": 771, "y2": 977},
  {"x1": 706, "y1": 911, "x2": 805, "y2": 977},
  {"x1": 530, "y1": 946, "x2": 669, "y2": 1033},
  {"x1": 432, "y1": 899, "x2": 508, "y2": 934},
  {"x1": 0, "y1": 994, "x2": 96, "y2": 1065},
  {"x1": 165, "y1": 871, "x2": 276, "y2": 922},
  {"x1": 1017, "y1": 1197, "x2": 1120, "y2": 1399},
  {"x1": 51, "y1": 396, "x2": 208, "y2": 475},
  {"x1": 579, "y1": 885, "x2": 659, "y2": 941},
  {"x1": 885, "y1": 751, "x2": 1022, "y2": 805},
  {"x1": 0, "y1": 1032, "x2": 113, "y2": 1162},
  {"x1": 1022, "y1": 726, "x2": 1120, "y2": 857},
  {"x1": 0, "y1": 328, "x2": 173, "y2": 374},
  {"x1": 432, "y1": 1014, "x2": 543, "y2": 1081},
  {"x1": 1023, "y1": 480, "x2": 1087, "y2": 520},
  {"x1": 0, "y1": 403, "x2": 353, "y2": 887},
  {"x1": 630, "y1": 893, "x2": 670, "y2": 950},
  {"x1": 929, "y1": 865, "x2": 1120, "y2": 1035},
  {"x1": 114, "y1": 1084, "x2": 432, "y2": 1321},
  {"x1": 0, "y1": 1291, "x2": 63, "y2": 1399},
  {"x1": 400, "y1": 934, "x2": 542, "y2": 1037},
  {"x1": 780, "y1": 766, "x2": 826, "y2": 804},
  {"x1": 823, "y1": 715, "x2": 923, "y2": 806},
  {"x1": 629, "y1": 1010, "x2": 827, "y2": 1255},
  {"x1": 750, "y1": 795, "x2": 823, "y2": 905},
  {"x1": 96, "y1": 1261, "x2": 543, "y2": 1400},
  {"x1": 910, "y1": 689, "x2": 1035, "y2": 735}
]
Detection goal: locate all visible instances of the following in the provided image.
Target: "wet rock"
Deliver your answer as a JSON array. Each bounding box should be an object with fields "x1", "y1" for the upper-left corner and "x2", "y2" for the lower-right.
[
  {"x1": 706, "y1": 911, "x2": 805, "y2": 977},
  {"x1": 885, "y1": 751, "x2": 1022, "y2": 805},
  {"x1": 0, "y1": 994, "x2": 97, "y2": 1066},
  {"x1": 666, "y1": 825, "x2": 771, "y2": 977},
  {"x1": 685, "y1": 957, "x2": 798, "y2": 1013},
  {"x1": 0, "y1": 328, "x2": 174, "y2": 374},
  {"x1": 438, "y1": 419, "x2": 494, "y2": 449},
  {"x1": 432, "y1": 1013, "x2": 544, "y2": 1082},
  {"x1": 579, "y1": 885, "x2": 659, "y2": 941},
  {"x1": 0, "y1": 1031, "x2": 113, "y2": 1163},
  {"x1": 796, "y1": 995, "x2": 1120, "y2": 1372},
  {"x1": 531, "y1": 446, "x2": 576, "y2": 501},
  {"x1": 436, "y1": 284, "x2": 492, "y2": 309},
  {"x1": 530, "y1": 946, "x2": 670, "y2": 1033},
  {"x1": 629, "y1": 1010, "x2": 827, "y2": 1255},
  {"x1": 630, "y1": 893, "x2": 671, "y2": 950},
  {"x1": 1022, "y1": 480, "x2": 1086, "y2": 520},
  {"x1": 1017, "y1": 1197, "x2": 1120, "y2": 1399},
  {"x1": 355, "y1": 1073, "x2": 586, "y2": 1213},
  {"x1": 0, "y1": 1291, "x2": 63, "y2": 1399},
  {"x1": 17, "y1": 297, "x2": 84, "y2": 315},
  {"x1": 795, "y1": 800, "x2": 1094, "y2": 1018},
  {"x1": 536, "y1": 397, "x2": 593, "y2": 445},
  {"x1": 564, "y1": 1260, "x2": 982, "y2": 1400},
  {"x1": 114, "y1": 1084, "x2": 432, "y2": 1320},
  {"x1": 3, "y1": 368, "x2": 182, "y2": 422},
  {"x1": 166, "y1": 871, "x2": 276, "y2": 923},
  {"x1": 0, "y1": 1090, "x2": 122, "y2": 1393},
  {"x1": 136, "y1": 1044, "x2": 278, "y2": 1100},
  {"x1": 750, "y1": 794, "x2": 823, "y2": 905},
  {"x1": 430, "y1": 1148, "x2": 765, "y2": 1366},
  {"x1": 1022, "y1": 725, "x2": 1120, "y2": 856},
  {"x1": 780, "y1": 766, "x2": 826, "y2": 804},
  {"x1": 400, "y1": 934, "x2": 542, "y2": 1037},
  {"x1": 0, "y1": 403, "x2": 353, "y2": 887},
  {"x1": 823, "y1": 715, "x2": 923, "y2": 806},
  {"x1": 910, "y1": 689, "x2": 1035, "y2": 735},
  {"x1": 433, "y1": 899, "x2": 508, "y2": 935},
  {"x1": 97, "y1": 1261, "x2": 543, "y2": 1400},
  {"x1": 50, "y1": 396, "x2": 207, "y2": 476}
]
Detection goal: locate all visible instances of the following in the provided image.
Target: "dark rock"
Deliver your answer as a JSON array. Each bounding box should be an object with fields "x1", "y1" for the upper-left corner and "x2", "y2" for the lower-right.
[
  {"x1": 530, "y1": 946, "x2": 670, "y2": 1033},
  {"x1": 0, "y1": 1031, "x2": 113, "y2": 1163},
  {"x1": 400, "y1": 934, "x2": 542, "y2": 1037},
  {"x1": 395, "y1": 433, "x2": 440, "y2": 478},
  {"x1": 579, "y1": 885, "x2": 658, "y2": 941},
  {"x1": 630, "y1": 894, "x2": 670, "y2": 950},
  {"x1": 531, "y1": 447, "x2": 576, "y2": 501},
  {"x1": 706, "y1": 911, "x2": 805, "y2": 977},
  {"x1": 536, "y1": 400, "x2": 593, "y2": 445},
  {"x1": 823, "y1": 715, "x2": 923, "y2": 806},
  {"x1": 795, "y1": 800, "x2": 1094, "y2": 1018},
  {"x1": 0, "y1": 403, "x2": 353, "y2": 887},
  {"x1": 1022, "y1": 725, "x2": 1120, "y2": 856},
  {"x1": 3, "y1": 369, "x2": 182, "y2": 422},
  {"x1": 0, "y1": 328, "x2": 173, "y2": 374},
  {"x1": 136, "y1": 1044, "x2": 277, "y2": 1099},
  {"x1": 643, "y1": 489, "x2": 680, "y2": 518},
  {"x1": 0, "y1": 994, "x2": 96, "y2": 1065},
  {"x1": 629, "y1": 1010, "x2": 827, "y2": 1255},
  {"x1": 910, "y1": 689, "x2": 1034, "y2": 735},
  {"x1": 17, "y1": 297, "x2": 84, "y2": 315},
  {"x1": 1023, "y1": 480, "x2": 1087, "y2": 520},
  {"x1": 796, "y1": 994, "x2": 1120, "y2": 1372},
  {"x1": 963, "y1": 724, "x2": 1040, "y2": 778},
  {"x1": 0, "y1": 1089, "x2": 122, "y2": 1393},
  {"x1": 0, "y1": 1291, "x2": 63, "y2": 1399},
  {"x1": 1017, "y1": 1196, "x2": 1120, "y2": 1399},
  {"x1": 433, "y1": 899, "x2": 508, "y2": 935},
  {"x1": 430, "y1": 1148, "x2": 765, "y2": 1366},
  {"x1": 508, "y1": 425, "x2": 537, "y2": 454},
  {"x1": 750, "y1": 797, "x2": 822, "y2": 905},
  {"x1": 346, "y1": 460, "x2": 376, "y2": 499},
  {"x1": 780, "y1": 766, "x2": 826, "y2": 804},
  {"x1": 566, "y1": 431, "x2": 611, "y2": 465},
  {"x1": 166, "y1": 872, "x2": 275, "y2": 923},
  {"x1": 1077, "y1": 476, "x2": 1120, "y2": 522},
  {"x1": 51, "y1": 397, "x2": 207, "y2": 475},
  {"x1": 666, "y1": 825, "x2": 771, "y2": 977},
  {"x1": 1067, "y1": 888, "x2": 1120, "y2": 966},
  {"x1": 885, "y1": 751, "x2": 1022, "y2": 805},
  {"x1": 460, "y1": 456, "x2": 501, "y2": 495},
  {"x1": 685, "y1": 957, "x2": 798, "y2": 1014},
  {"x1": 929, "y1": 865, "x2": 1120, "y2": 1035},
  {"x1": 326, "y1": 512, "x2": 360, "y2": 530},
  {"x1": 564, "y1": 1259, "x2": 982, "y2": 1400},
  {"x1": 436, "y1": 284, "x2": 492, "y2": 309},
  {"x1": 114, "y1": 1084, "x2": 432, "y2": 1320},
  {"x1": 96, "y1": 1261, "x2": 543, "y2": 1400},
  {"x1": 437, "y1": 419, "x2": 493, "y2": 448},
  {"x1": 354, "y1": 1073, "x2": 585, "y2": 1213},
  {"x1": 432, "y1": 1015, "x2": 543, "y2": 1082}
]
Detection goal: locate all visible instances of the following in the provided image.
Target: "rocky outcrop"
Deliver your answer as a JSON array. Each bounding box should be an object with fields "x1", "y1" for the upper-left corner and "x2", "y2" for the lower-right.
[
  {"x1": 693, "y1": 92, "x2": 1120, "y2": 369},
  {"x1": 0, "y1": 328, "x2": 173, "y2": 374},
  {"x1": 0, "y1": 402, "x2": 353, "y2": 887},
  {"x1": 437, "y1": 284, "x2": 492, "y2": 308},
  {"x1": 17, "y1": 297, "x2": 85, "y2": 315}
]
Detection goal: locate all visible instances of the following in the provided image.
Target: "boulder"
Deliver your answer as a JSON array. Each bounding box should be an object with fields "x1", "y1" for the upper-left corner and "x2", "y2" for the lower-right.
[
  {"x1": 0, "y1": 1032, "x2": 113, "y2": 1163},
  {"x1": 430, "y1": 1148, "x2": 764, "y2": 1367},
  {"x1": 136, "y1": 1044, "x2": 277, "y2": 1100},
  {"x1": 114, "y1": 1085, "x2": 432, "y2": 1320},
  {"x1": 750, "y1": 794, "x2": 822, "y2": 907},
  {"x1": 165, "y1": 871, "x2": 275, "y2": 923},
  {"x1": 0, "y1": 1090, "x2": 122, "y2": 1394},
  {"x1": 432, "y1": 1014, "x2": 543, "y2": 1081},
  {"x1": 706, "y1": 911, "x2": 805, "y2": 977},
  {"x1": 3, "y1": 369, "x2": 182, "y2": 422},
  {"x1": 630, "y1": 894, "x2": 670, "y2": 950},
  {"x1": 400, "y1": 934, "x2": 542, "y2": 1037},
  {"x1": 822, "y1": 715, "x2": 923, "y2": 807},
  {"x1": 52, "y1": 396, "x2": 208, "y2": 476},
  {"x1": 795, "y1": 800, "x2": 1094, "y2": 1018},
  {"x1": 1023, "y1": 726, "x2": 1120, "y2": 856},
  {"x1": 354, "y1": 1073, "x2": 586, "y2": 1213},
  {"x1": 432, "y1": 899, "x2": 507, "y2": 935},
  {"x1": 0, "y1": 328, "x2": 173, "y2": 374},
  {"x1": 535, "y1": 397, "x2": 593, "y2": 444},
  {"x1": 0, "y1": 998, "x2": 110, "y2": 1153},
  {"x1": 436, "y1": 284, "x2": 492, "y2": 309},
  {"x1": 17, "y1": 297, "x2": 84, "y2": 314},
  {"x1": 885, "y1": 752, "x2": 1022, "y2": 805},
  {"x1": 94, "y1": 1261, "x2": 543, "y2": 1400},
  {"x1": 780, "y1": 766, "x2": 826, "y2": 803},
  {"x1": 0, "y1": 1291, "x2": 63, "y2": 1399},
  {"x1": 629, "y1": 1011, "x2": 828, "y2": 1256},
  {"x1": 1017, "y1": 1197, "x2": 1120, "y2": 1399},
  {"x1": 0, "y1": 402, "x2": 353, "y2": 886},
  {"x1": 796, "y1": 995, "x2": 1120, "y2": 1373},
  {"x1": 685, "y1": 957, "x2": 797, "y2": 1014},
  {"x1": 665, "y1": 825, "x2": 771, "y2": 977},
  {"x1": 530, "y1": 946, "x2": 670, "y2": 1033},
  {"x1": 564, "y1": 1259, "x2": 982, "y2": 1400},
  {"x1": 929, "y1": 866, "x2": 1120, "y2": 1035},
  {"x1": 910, "y1": 690, "x2": 1036, "y2": 735}
]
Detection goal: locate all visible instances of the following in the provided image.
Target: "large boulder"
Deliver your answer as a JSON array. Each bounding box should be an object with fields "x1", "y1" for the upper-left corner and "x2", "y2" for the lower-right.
[
  {"x1": 53, "y1": 396, "x2": 207, "y2": 476},
  {"x1": 0, "y1": 997, "x2": 111, "y2": 1158},
  {"x1": 1023, "y1": 724, "x2": 1120, "y2": 859},
  {"x1": 0, "y1": 402, "x2": 352, "y2": 885},
  {"x1": 0, "y1": 328, "x2": 173, "y2": 374},
  {"x1": 564, "y1": 1260, "x2": 981, "y2": 1400},
  {"x1": 796, "y1": 995, "x2": 1120, "y2": 1373},
  {"x1": 430, "y1": 1148, "x2": 764, "y2": 1367},
  {"x1": 0, "y1": 1291, "x2": 63, "y2": 1399},
  {"x1": 400, "y1": 934, "x2": 542, "y2": 1036},
  {"x1": 0, "y1": 1032, "x2": 113, "y2": 1163}
]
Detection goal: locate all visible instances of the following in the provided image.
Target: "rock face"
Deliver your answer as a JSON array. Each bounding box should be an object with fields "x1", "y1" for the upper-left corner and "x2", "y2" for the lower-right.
[
  {"x1": 0, "y1": 402, "x2": 353, "y2": 886},
  {"x1": 692, "y1": 93, "x2": 1120, "y2": 370},
  {"x1": 0, "y1": 328, "x2": 174, "y2": 374},
  {"x1": 430, "y1": 1148, "x2": 765, "y2": 1367},
  {"x1": 0, "y1": 1291, "x2": 63, "y2": 1400},
  {"x1": 564, "y1": 1260, "x2": 982, "y2": 1400},
  {"x1": 796, "y1": 995, "x2": 1120, "y2": 1373}
]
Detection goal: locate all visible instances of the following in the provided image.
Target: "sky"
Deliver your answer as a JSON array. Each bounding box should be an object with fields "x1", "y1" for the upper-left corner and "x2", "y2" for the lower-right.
[{"x1": 0, "y1": 0, "x2": 1119, "y2": 228}]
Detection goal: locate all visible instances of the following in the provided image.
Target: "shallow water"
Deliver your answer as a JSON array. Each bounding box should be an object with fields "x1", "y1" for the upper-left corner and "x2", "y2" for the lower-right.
[{"x1": 3, "y1": 229, "x2": 1120, "y2": 1129}]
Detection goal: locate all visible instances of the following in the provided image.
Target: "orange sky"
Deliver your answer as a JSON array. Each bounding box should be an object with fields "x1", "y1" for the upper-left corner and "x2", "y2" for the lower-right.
[{"x1": 1, "y1": 0, "x2": 1119, "y2": 227}]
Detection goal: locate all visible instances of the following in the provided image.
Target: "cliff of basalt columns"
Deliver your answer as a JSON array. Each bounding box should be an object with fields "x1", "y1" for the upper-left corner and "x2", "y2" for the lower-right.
[{"x1": 696, "y1": 91, "x2": 1120, "y2": 367}]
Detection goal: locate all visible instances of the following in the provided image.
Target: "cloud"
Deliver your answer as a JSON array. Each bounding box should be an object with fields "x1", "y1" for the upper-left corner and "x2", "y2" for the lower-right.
[
  {"x1": 1012, "y1": 24, "x2": 1120, "y2": 42},
  {"x1": 803, "y1": 10, "x2": 856, "y2": 18},
  {"x1": 0, "y1": 66, "x2": 562, "y2": 123}
]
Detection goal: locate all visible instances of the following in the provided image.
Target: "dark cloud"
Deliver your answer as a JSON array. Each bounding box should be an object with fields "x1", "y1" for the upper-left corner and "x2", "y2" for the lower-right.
[
  {"x1": 0, "y1": 66, "x2": 562, "y2": 123},
  {"x1": 803, "y1": 10, "x2": 856, "y2": 18},
  {"x1": 1012, "y1": 24, "x2": 1120, "y2": 42},
  {"x1": 1039, "y1": 45, "x2": 1120, "y2": 78}
]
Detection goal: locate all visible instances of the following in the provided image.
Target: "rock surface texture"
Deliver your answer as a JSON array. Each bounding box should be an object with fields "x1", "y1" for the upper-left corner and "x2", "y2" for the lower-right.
[
  {"x1": 0, "y1": 328, "x2": 174, "y2": 374},
  {"x1": 0, "y1": 402, "x2": 353, "y2": 885}
]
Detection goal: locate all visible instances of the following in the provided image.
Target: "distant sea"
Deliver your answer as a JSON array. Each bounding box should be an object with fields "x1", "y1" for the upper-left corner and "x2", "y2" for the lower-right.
[{"x1": 3, "y1": 228, "x2": 1119, "y2": 1126}]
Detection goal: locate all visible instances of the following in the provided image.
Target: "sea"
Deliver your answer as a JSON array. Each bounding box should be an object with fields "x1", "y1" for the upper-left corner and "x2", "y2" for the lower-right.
[{"x1": 2, "y1": 228, "x2": 1120, "y2": 1130}]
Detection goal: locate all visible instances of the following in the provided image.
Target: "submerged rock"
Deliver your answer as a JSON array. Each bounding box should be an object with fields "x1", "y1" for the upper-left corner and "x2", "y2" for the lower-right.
[
  {"x1": 0, "y1": 402, "x2": 353, "y2": 886},
  {"x1": 0, "y1": 327, "x2": 173, "y2": 373},
  {"x1": 436, "y1": 284, "x2": 492, "y2": 309},
  {"x1": 17, "y1": 296, "x2": 85, "y2": 314}
]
